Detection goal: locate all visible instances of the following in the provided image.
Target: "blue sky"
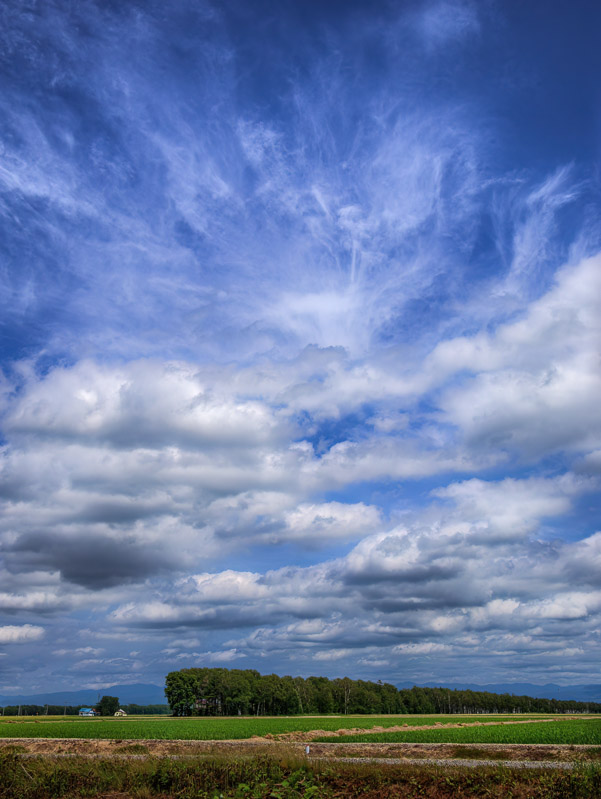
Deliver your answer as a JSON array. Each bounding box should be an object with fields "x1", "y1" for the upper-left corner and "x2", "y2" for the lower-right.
[{"x1": 1, "y1": 0, "x2": 600, "y2": 693}]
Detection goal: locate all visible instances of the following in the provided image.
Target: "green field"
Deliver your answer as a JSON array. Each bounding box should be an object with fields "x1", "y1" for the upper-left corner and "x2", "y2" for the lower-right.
[
  {"x1": 319, "y1": 718, "x2": 601, "y2": 745},
  {"x1": 0, "y1": 713, "x2": 592, "y2": 741}
]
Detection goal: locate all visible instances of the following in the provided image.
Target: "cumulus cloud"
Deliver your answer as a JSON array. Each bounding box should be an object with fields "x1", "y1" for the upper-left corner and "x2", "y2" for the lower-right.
[
  {"x1": 0, "y1": 257, "x2": 599, "y2": 689},
  {"x1": 107, "y1": 505, "x2": 601, "y2": 665},
  {"x1": 0, "y1": 625, "x2": 45, "y2": 644},
  {"x1": 433, "y1": 255, "x2": 601, "y2": 460},
  {"x1": 430, "y1": 474, "x2": 590, "y2": 541},
  {"x1": 82, "y1": 452, "x2": 599, "y2": 683},
  {"x1": 5, "y1": 360, "x2": 286, "y2": 449}
]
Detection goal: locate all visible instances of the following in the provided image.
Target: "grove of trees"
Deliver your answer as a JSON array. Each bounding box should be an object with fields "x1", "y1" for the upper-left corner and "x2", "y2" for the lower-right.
[
  {"x1": 165, "y1": 667, "x2": 601, "y2": 717},
  {"x1": 95, "y1": 695, "x2": 120, "y2": 716}
]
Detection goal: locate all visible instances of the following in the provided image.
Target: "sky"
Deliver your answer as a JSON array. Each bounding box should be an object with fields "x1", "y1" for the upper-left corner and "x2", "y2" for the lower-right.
[{"x1": 0, "y1": 0, "x2": 600, "y2": 695}]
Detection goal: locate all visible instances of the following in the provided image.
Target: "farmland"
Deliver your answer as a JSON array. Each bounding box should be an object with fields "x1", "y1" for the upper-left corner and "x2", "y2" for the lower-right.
[
  {"x1": 319, "y1": 718, "x2": 601, "y2": 745},
  {"x1": 0, "y1": 713, "x2": 569, "y2": 740},
  {"x1": 2, "y1": 714, "x2": 601, "y2": 797}
]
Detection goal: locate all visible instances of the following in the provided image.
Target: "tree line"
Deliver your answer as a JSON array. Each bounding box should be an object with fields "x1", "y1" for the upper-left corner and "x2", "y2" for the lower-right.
[
  {"x1": 0, "y1": 703, "x2": 170, "y2": 716},
  {"x1": 165, "y1": 667, "x2": 601, "y2": 716}
]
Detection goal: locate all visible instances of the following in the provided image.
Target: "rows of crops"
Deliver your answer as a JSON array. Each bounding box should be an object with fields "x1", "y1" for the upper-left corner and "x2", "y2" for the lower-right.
[
  {"x1": 318, "y1": 718, "x2": 601, "y2": 745},
  {"x1": 0, "y1": 713, "x2": 590, "y2": 740}
]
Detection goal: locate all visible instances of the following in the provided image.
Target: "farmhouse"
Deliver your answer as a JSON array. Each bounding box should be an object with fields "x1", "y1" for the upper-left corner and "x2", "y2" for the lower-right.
[
  {"x1": 78, "y1": 707, "x2": 96, "y2": 716},
  {"x1": 114, "y1": 708, "x2": 127, "y2": 716}
]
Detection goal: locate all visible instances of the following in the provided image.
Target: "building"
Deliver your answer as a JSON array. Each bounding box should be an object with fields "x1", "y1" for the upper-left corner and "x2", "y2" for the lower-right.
[
  {"x1": 78, "y1": 707, "x2": 96, "y2": 717},
  {"x1": 114, "y1": 709, "x2": 127, "y2": 716}
]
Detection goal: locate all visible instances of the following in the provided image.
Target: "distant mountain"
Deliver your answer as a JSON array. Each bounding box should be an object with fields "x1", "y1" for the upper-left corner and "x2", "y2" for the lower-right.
[
  {"x1": 3, "y1": 680, "x2": 601, "y2": 708},
  {"x1": 0, "y1": 683, "x2": 166, "y2": 707},
  {"x1": 398, "y1": 682, "x2": 601, "y2": 703}
]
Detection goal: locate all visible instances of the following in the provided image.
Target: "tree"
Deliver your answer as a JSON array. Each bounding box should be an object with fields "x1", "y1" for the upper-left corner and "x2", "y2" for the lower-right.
[
  {"x1": 165, "y1": 670, "x2": 197, "y2": 716},
  {"x1": 96, "y1": 696, "x2": 120, "y2": 716}
]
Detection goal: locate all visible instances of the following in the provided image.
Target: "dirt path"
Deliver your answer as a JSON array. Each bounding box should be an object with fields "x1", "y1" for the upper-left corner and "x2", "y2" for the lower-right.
[
  {"x1": 3, "y1": 751, "x2": 586, "y2": 770},
  {"x1": 312, "y1": 755, "x2": 580, "y2": 770}
]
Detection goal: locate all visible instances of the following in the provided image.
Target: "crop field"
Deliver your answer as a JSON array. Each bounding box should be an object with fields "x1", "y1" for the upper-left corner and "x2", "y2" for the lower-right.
[
  {"x1": 0, "y1": 713, "x2": 591, "y2": 741},
  {"x1": 0, "y1": 713, "x2": 553, "y2": 740},
  {"x1": 319, "y1": 718, "x2": 601, "y2": 745}
]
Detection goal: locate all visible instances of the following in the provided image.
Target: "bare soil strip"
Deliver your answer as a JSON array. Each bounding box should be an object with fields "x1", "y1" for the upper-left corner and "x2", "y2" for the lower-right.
[
  {"x1": 306, "y1": 741, "x2": 601, "y2": 763},
  {"x1": 1, "y1": 736, "x2": 600, "y2": 766}
]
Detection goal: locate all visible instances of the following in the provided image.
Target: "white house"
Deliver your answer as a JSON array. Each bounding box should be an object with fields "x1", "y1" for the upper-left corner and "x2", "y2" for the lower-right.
[
  {"x1": 79, "y1": 707, "x2": 96, "y2": 717},
  {"x1": 114, "y1": 708, "x2": 127, "y2": 716}
]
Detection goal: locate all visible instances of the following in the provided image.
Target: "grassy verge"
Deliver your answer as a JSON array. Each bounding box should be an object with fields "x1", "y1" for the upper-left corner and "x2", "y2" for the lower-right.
[{"x1": 1, "y1": 752, "x2": 601, "y2": 798}]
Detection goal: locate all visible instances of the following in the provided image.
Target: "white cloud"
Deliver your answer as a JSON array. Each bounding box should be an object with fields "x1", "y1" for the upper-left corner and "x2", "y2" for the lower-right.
[
  {"x1": 431, "y1": 474, "x2": 587, "y2": 540},
  {"x1": 52, "y1": 646, "x2": 104, "y2": 656},
  {"x1": 434, "y1": 255, "x2": 601, "y2": 459},
  {"x1": 198, "y1": 648, "x2": 246, "y2": 663},
  {"x1": 0, "y1": 625, "x2": 45, "y2": 644},
  {"x1": 282, "y1": 502, "x2": 382, "y2": 545},
  {"x1": 313, "y1": 648, "x2": 355, "y2": 661},
  {"x1": 99, "y1": 462, "x2": 601, "y2": 680},
  {"x1": 5, "y1": 360, "x2": 286, "y2": 448},
  {"x1": 0, "y1": 258, "x2": 599, "y2": 687},
  {"x1": 392, "y1": 642, "x2": 451, "y2": 655}
]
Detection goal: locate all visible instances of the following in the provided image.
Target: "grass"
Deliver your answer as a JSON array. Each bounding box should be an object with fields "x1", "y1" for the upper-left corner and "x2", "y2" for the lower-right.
[
  {"x1": 2, "y1": 750, "x2": 601, "y2": 798},
  {"x1": 0, "y1": 713, "x2": 568, "y2": 740},
  {"x1": 318, "y1": 719, "x2": 601, "y2": 745}
]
